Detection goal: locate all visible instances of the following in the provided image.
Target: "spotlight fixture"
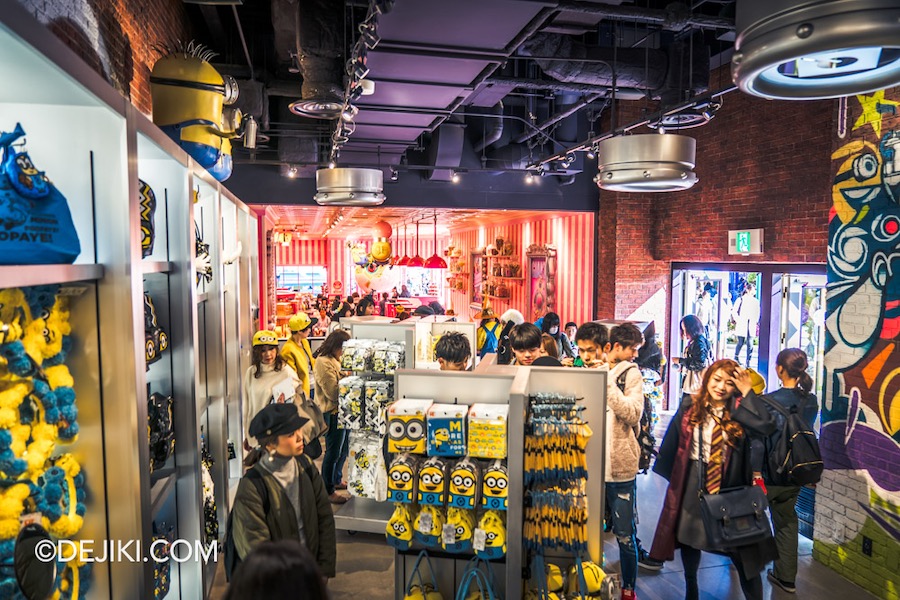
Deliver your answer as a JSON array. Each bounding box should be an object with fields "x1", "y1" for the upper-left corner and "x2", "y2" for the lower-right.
[
  {"x1": 243, "y1": 115, "x2": 258, "y2": 149},
  {"x1": 595, "y1": 134, "x2": 698, "y2": 193},
  {"x1": 586, "y1": 145, "x2": 596, "y2": 160},
  {"x1": 359, "y1": 20, "x2": 381, "y2": 50},
  {"x1": 373, "y1": 0, "x2": 394, "y2": 15},
  {"x1": 451, "y1": 171, "x2": 460, "y2": 183},
  {"x1": 328, "y1": 161, "x2": 336, "y2": 170},
  {"x1": 525, "y1": 172, "x2": 535, "y2": 184},
  {"x1": 390, "y1": 167, "x2": 399, "y2": 181},
  {"x1": 732, "y1": 0, "x2": 900, "y2": 99},
  {"x1": 288, "y1": 165, "x2": 298, "y2": 178},
  {"x1": 341, "y1": 104, "x2": 358, "y2": 122}
]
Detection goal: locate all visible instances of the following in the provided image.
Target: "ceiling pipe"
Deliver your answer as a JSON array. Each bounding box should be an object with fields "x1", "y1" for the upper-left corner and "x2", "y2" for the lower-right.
[
  {"x1": 531, "y1": 84, "x2": 738, "y2": 167},
  {"x1": 484, "y1": 76, "x2": 645, "y2": 98},
  {"x1": 231, "y1": 5, "x2": 255, "y2": 81},
  {"x1": 473, "y1": 102, "x2": 504, "y2": 154},
  {"x1": 555, "y1": 1, "x2": 735, "y2": 31},
  {"x1": 515, "y1": 93, "x2": 606, "y2": 145}
]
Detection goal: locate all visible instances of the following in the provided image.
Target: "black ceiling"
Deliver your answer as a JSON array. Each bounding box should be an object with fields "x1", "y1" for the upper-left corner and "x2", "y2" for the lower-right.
[{"x1": 184, "y1": 0, "x2": 736, "y2": 195}]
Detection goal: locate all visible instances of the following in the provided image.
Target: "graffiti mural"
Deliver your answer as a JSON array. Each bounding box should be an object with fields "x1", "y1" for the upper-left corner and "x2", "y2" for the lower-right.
[{"x1": 821, "y1": 90, "x2": 900, "y2": 597}]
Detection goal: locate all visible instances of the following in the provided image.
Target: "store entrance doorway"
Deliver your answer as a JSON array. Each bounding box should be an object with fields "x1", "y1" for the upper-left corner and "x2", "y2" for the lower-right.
[{"x1": 669, "y1": 263, "x2": 826, "y2": 411}]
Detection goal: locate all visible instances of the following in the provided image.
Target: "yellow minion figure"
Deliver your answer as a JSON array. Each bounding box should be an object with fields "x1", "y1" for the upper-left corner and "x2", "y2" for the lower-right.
[
  {"x1": 443, "y1": 507, "x2": 475, "y2": 553},
  {"x1": 481, "y1": 460, "x2": 509, "y2": 510},
  {"x1": 385, "y1": 503, "x2": 414, "y2": 550},
  {"x1": 387, "y1": 454, "x2": 416, "y2": 503},
  {"x1": 416, "y1": 457, "x2": 446, "y2": 506},
  {"x1": 566, "y1": 560, "x2": 616, "y2": 600},
  {"x1": 387, "y1": 413, "x2": 427, "y2": 454},
  {"x1": 448, "y1": 459, "x2": 478, "y2": 509},
  {"x1": 475, "y1": 510, "x2": 507, "y2": 559},
  {"x1": 150, "y1": 41, "x2": 242, "y2": 182}
]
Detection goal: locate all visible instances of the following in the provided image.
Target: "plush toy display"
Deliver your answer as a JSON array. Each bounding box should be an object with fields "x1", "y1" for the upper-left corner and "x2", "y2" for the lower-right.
[{"x1": 0, "y1": 285, "x2": 89, "y2": 597}]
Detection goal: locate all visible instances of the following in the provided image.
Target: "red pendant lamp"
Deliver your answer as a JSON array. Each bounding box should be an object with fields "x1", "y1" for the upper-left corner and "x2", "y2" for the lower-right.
[
  {"x1": 407, "y1": 220, "x2": 425, "y2": 267},
  {"x1": 396, "y1": 223, "x2": 411, "y2": 266},
  {"x1": 424, "y1": 212, "x2": 447, "y2": 269}
]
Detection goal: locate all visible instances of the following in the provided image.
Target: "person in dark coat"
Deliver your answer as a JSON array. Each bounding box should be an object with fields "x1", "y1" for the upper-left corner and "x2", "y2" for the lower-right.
[
  {"x1": 648, "y1": 358, "x2": 776, "y2": 600},
  {"x1": 233, "y1": 404, "x2": 337, "y2": 578}
]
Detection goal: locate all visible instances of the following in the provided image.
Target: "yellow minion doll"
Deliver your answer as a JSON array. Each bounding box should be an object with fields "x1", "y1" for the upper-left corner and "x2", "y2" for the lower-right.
[
  {"x1": 416, "y1": 456, "x2": 447, "y2": 506},
  {"x1": 448, "y1": 458, "x2": 478, "y2": 509},
  {"x1": 387, "y1": 453, "x2": 417, "y2": 503},
  {"x1": 481, "y1": 460, "x2": 509, "y2": 510},
  {"x1": 150, "y1": 41, "x2": 242, "y2": 182}
]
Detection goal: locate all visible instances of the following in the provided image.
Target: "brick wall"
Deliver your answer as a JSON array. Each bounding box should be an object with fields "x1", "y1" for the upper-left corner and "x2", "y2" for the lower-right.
[
  {"x1": 16, "y1": 0, "x2": 191, "y2": 115},
  {"x1": 597, "y1": 66, "x2": 834, "y2": 326},
  {"x1": 816, "y1": 87, "x2": 900, "y2": 599}
]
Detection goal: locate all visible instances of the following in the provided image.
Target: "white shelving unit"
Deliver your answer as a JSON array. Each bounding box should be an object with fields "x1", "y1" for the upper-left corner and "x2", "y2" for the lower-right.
[{"x1": 0, "y1": 3, "x2": 259, "y2": 598}]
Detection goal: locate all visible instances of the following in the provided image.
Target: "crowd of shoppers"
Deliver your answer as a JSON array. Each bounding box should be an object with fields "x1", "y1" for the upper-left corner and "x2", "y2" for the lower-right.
[{"x1": 233, "y1": 288, "x2": 818, "y2": 600}]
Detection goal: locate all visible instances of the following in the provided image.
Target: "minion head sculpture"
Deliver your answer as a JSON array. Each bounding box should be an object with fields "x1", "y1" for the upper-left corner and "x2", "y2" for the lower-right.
[{"x1": 150, "y1": 42, "x2": 242, "y2": 182}]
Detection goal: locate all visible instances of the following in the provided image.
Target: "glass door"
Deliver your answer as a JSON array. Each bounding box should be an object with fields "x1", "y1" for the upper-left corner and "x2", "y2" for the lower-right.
[{"x1": 775, "y1": 273, "x2": 827, "y2": 403}]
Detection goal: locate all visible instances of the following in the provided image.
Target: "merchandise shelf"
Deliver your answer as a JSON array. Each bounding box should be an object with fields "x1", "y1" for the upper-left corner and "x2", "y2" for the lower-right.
[
  {"x1": 485, "y1": 255, "x2": 516, "y2": 260},
  {"x1": 484, "y1": 294, "x2": 511, "y2": 300},
  {"x1": 142, "y1": 260, "x2": 174, "y2": 274},
  {"x1": 0, "y1": 263, "x2": 104, "y2": 287}
]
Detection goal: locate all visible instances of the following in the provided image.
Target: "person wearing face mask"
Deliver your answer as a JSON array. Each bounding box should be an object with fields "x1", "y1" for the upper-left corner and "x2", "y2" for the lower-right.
[
  {"x1": 232, "y1": 403, "x2": 336, "y2": 581},
  {"x1": 541, "y1": 312, "x2": 576, "y2": 361},
  {"x1": 648, "y1": 359, "x2": 775, "y2": 600}
]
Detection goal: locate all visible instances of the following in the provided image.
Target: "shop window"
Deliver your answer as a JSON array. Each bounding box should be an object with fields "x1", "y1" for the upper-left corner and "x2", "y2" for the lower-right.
[{"x1": 276, "y1": 266, "x2": 327, "y2": 293}]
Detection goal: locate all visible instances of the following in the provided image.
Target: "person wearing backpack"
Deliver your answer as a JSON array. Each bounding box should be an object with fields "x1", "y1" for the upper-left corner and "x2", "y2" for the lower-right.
[
  {"x1": 751, "y1": 349, "x2": 819, "y2": 594},
  {"x1": 228, "y1": 403, "x2": 336, "y2": 582},
  {"x1": 475, "y1": 304, "x2": 502, "y2": 358}
]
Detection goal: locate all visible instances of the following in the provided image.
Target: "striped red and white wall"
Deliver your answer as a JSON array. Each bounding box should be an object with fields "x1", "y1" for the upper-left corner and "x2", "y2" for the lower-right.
[{"x1": 447, "y1": 212, "x2": 596, "y2": 325}]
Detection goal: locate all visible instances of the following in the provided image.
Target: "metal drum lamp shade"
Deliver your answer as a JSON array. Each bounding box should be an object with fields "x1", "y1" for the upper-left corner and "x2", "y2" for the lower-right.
[
  {"x1": 595, "y1": 134, "x2": 698, "y2": 193},
  {"x1": 732, "y1": 0, "x2": 900, "y2": 100},
  {"x1": 314, "y1": 167, "x2": 386, "y2": 206}
]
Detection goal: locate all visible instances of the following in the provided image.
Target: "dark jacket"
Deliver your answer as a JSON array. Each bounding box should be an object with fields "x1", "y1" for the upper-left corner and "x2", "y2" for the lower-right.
[
  {"x1": 752, "y1": 387, "x2": 818, "y2": 483},
  {"x1": 232, "y1": 455, "x2": 337, "y2": 577},
  {"x1": 649, "y1": 394, "x2": 777, "y2": 577}
]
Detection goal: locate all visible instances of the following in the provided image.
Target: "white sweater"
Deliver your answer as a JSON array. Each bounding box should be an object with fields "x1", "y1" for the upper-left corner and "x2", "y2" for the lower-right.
[{"x1": 242, "y1": 362, "x2": 300, "y2": 444}]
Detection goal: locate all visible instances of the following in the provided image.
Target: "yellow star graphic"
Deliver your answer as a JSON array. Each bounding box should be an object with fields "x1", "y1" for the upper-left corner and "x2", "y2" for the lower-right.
[{"x1": 853, "y1": 90, "x2": 900, "y2": 138}]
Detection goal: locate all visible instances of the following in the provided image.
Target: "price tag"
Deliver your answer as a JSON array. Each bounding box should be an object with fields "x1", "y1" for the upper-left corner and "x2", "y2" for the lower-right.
[
  {"x1": 472, "y1": 528, "x2": 487, "y2": 552},
  {"x1": 442, "y1": 523, "x2": 456, "y2": 545},
  {"x1": 417, "y1": 511, "x2": 433, "y2": 534}
]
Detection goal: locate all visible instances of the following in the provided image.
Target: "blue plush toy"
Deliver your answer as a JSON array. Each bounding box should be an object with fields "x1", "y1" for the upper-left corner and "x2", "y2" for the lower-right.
[
  {"x1": 0, "y1": 341, "x2": 35, "y2": 378},
  {"x1": 0, "y1": 430, "x2": 26, "y2": 478}
]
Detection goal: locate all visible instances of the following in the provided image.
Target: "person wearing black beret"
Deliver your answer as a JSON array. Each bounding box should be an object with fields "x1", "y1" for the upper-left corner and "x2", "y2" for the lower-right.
[{"x1": 232, "y1": 403, "x2": 336, "y2": 579}]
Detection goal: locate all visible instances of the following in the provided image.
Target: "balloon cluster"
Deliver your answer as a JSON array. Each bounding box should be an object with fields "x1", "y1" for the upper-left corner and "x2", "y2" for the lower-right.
[
  {"x1": 354, "y1": 220, "x2": 394, "y2": 271},
  {"x1": 0, "y1": 285, "x2": 90, "y2": 599}
]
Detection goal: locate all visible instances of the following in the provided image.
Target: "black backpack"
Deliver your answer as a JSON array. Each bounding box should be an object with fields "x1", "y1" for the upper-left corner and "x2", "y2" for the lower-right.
[
  {"x1": 758, "y1": 394, "x2": 823, "y2": 486},
  {"x1": 616, "y1": 367, "x2": 657, "y2": 474}
]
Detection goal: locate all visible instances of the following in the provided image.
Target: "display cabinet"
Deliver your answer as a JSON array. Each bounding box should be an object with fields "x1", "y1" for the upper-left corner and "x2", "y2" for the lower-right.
[{"x1": 0, "y1": 3, "x2": 259, "y2": 598}]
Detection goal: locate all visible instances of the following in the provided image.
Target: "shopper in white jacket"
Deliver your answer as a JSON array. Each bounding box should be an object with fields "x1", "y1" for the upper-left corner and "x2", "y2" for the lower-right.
[
  {"x1": 242, "y1": 330, "x2": 300, "y2": 451},
  {"x1": 603, "y1": 323, "x2": 645, "y2": 600}
]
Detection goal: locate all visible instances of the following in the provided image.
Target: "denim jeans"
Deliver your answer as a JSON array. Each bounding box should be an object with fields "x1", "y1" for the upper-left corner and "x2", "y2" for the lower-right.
[
  {"x1": 322, "y1": 412, "x2": 349, "y2": 494},
  {"x1": 606, "y1": 479, "x2": 638, "y2": 590}
]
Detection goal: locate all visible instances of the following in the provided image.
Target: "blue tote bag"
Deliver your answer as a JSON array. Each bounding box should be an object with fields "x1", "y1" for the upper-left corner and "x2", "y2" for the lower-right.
[{"x1": 0, "y1": 123, "x2": 81, "y2": 264}]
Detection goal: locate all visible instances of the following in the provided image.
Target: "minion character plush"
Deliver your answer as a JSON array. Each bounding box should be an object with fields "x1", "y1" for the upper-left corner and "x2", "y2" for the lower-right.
[
  {"x1": 387, "y1": 399, "x2": 432, "y2": 454},
  {"x1": 481, "y1": 460, "x2": 509, "y2": 511},
  {"x1": 475, "y1": 510, "x2": 507, "y2": 560},
  {"x1": 448, "y1": 457, "x2": 479, "y2": 509},
  {"x1": 385, "y1": 503, "x2": 414, "y2": 550},
  {"x1": 416, "y1": 456, "x2": 447, "y2": 506},
  {"x1": 387, "y1": 453, "x2": 417, "y2": 503},
  {"x1": 565, "y1": 559, "x2": 618, "y2": 600},
  {"x1": 150, "y1": 42, "x2": 242, "y2": 182},
  {"x1": 412, "y1": 504, "x2": 444, "y2": 548},
  {"x1": 442, "y1": 506, "x2": 475, "y2": 553}
]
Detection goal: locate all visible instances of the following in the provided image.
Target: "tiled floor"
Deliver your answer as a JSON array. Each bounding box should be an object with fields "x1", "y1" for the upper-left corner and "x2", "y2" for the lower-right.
[{"x1": 211, "y1": 471, "x2": 879, "y2": 600}]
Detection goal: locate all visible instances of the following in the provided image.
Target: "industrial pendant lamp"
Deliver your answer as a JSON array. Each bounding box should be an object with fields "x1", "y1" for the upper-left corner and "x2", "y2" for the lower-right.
[
  {"x1": 595, "y1": 133, "x2": 697, "y2": 193},
  {"x1": 407, "y1": 220, "x2": 425, "y2": 267},
  {"x1": 424, "y1": 212, "x2": 447, "y2": 269},
  {"x1": 314, "y1": 167, "x2": 386, "y2": 206},
  {"x1": 732, "y1": 0, "x2": 900, "y2": 100},
  {"x1": 396, "y1": 223, "x2": 411, "y2": 266}
]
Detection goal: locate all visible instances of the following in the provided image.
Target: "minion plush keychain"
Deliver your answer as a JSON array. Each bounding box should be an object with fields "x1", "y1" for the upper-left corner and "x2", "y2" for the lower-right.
[
  {"x1": 387, "y1": 453, "x2": 418, "y2": 503},
  {"x1": 386, "y1": 503, "x2": 415, "y2": 550},
  {"x1": 448, "y1": 457, "x2": 479, "y2": 509},
  {"x1": 416, "y1": 456, "x2": 447, "y2": 506},
  {"x1": 481, "y1": 460, "x2": 508, "y2": 510},
  {"x1": 474, "y1": 510, "x2": 506, "y2": 559}
]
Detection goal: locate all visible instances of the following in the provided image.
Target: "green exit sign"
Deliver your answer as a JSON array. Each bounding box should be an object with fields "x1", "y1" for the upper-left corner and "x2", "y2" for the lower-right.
[
  {"x1": 736, "y1": 231, "x2": 752, "y2": 253},
  {"x1": 728, "y1": 228, "x2": 764, "y2": 255}
]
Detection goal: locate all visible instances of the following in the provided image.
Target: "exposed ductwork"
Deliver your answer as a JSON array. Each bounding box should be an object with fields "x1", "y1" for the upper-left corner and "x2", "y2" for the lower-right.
[
  {"x1": 555, "y1": 1, "x2": 734, "y2": 32},
  {"x1": 272, "y1": 0, "x2": 344, "y2": 119},
  {"x1": 519, "y1": 32, "x2": 710, "y2": 103},
  {"x1": 473, "y1": 102, "x2": 504, "y2": 154}
]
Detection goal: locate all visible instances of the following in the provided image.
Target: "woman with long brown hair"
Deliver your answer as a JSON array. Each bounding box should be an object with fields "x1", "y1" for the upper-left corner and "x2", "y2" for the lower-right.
[
  {"x1": 313, "y1": 329, "x2": 352, "y2": 503},
  {"x1": 647, "y1": 359, "x2": 776, "y2": 600}
]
